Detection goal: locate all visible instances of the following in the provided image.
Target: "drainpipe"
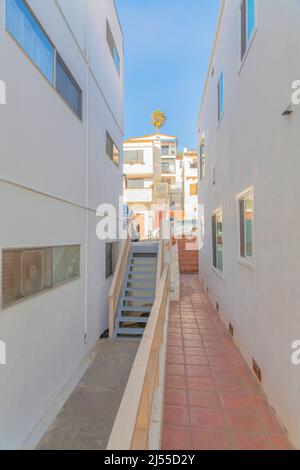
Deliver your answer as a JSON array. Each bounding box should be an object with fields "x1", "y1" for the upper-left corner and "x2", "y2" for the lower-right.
[{"x1": 84, "y1": 0, "x2": 89, "y2": 346}]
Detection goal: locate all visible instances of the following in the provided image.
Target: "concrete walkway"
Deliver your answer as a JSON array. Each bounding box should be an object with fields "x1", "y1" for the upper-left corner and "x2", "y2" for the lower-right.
[
  {"x1": 37, "y1": 339, "x2": 138, "y2": 450},
  {"x1": 162, "y1": 274, "x2": 294, "y2": 450}
]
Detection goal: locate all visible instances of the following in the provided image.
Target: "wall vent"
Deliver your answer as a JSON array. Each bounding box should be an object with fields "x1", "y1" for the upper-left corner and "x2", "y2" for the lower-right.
[
  {"x1": 229, "y1": 323, "x2": 234, "y2": 337},
  {"x1": 252, "y1": 358, "x2": 262, "y2": 383}
]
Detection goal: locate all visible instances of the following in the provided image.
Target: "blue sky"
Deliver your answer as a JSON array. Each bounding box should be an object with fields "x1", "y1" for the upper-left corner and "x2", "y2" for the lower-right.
[{"x1": 115, "y1": 0, "x2": 221, "y2": 150}]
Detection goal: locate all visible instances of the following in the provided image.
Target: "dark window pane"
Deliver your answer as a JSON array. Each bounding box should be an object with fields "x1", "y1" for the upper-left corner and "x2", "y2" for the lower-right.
[
  {"x1": 239, "y1": 199, "x2": 245, "y2": 258},
  {"x1": 241, "y1": 0, "x2": 247, "y2": 60},
  {"x1": 56, "y1": 54, "x2": 82, "y2": 119},
  {"x1": 212, "y1": 215, "x2": 217, "y2": 269},
  {"x1": 127, "y1": 179, "x2": 144, "y2": 189},
  {"x1": 106, "y1": 132, "x2": 119, "y2": 166},
  {"x1": 106, "y1": 20, "x2": 120, "y2": 74},
  {"x1": 105, "y1": 243, "x2": 113, "y2": 278},
  {"x1": 124, "y1": 150, "x2": 144, "y2": 164}
]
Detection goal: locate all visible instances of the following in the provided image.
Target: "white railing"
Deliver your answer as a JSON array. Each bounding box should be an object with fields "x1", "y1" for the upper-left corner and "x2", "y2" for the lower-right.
[
  {"x1": 108, "y1": 231, "x2": 131, "y2": 338},
  {"x1": 106, "y1": 266, "x2": 169, "y2": 450},
  {"x1": 123, "y1": 188, "x2": 153, "y2": 203}
]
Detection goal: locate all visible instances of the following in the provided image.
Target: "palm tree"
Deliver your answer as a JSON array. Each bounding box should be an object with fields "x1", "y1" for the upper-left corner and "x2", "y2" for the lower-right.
[{"x1": 151, "y1": 110, "x2": 167, "y2": 131}]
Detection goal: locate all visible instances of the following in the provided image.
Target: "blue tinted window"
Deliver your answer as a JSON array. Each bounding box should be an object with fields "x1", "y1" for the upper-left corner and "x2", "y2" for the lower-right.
[
  {"x1": 6, "y1": 0, "x2": 54, "y2": 82},
  {"x1": 247, "y1": 0, "x2": 255, "y2": 40},
  {"x1": 107, "y1": 20, "x2": 120, "y2": 75},
  {"x1": 114, "y1": 48, "x2": 120, "y2": 75}
]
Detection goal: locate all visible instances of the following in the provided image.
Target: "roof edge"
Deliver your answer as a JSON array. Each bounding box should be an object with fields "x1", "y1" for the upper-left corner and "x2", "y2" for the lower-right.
[{"x1": 196, "y1": 0, "x2": 226, "y2": 126}]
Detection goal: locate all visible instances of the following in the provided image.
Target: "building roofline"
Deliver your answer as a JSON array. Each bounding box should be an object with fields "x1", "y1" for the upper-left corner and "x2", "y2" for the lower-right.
[
  {"x1": 125, "y1": 133, "x2": 177, "y2": 141},
  {"x1": 197, "y1": 0, "x2": 226, "y2": 125}
]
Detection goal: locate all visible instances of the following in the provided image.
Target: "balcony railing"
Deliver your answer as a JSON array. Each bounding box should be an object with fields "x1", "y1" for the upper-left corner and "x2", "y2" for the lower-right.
[{"x1": 124, "y1": 188, "x2": 153, "y2": 203}]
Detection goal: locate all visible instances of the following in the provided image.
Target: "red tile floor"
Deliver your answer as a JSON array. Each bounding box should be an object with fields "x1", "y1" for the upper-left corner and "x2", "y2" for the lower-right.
[{"x1": 162, "y1": 274, "x2": 294, "y2": 451}]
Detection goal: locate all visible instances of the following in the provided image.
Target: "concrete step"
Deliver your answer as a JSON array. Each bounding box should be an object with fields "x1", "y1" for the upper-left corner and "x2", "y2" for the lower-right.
[
  {"x1": 127, "y1": 271, "x2": 157, "y2": 277},
  {"x1": 120, "y1": 296, "x2": 155, "y2": 303},
  {"x1": 117, "y1": 316, "x2": 149, "y2": 324},
  {"x1": 124, "y1": 287, "x2": 155, "y2": 293},
  {"x1": 120, "y1": 306, "x2": 152, "y2": 313},
  {"x1": 115, "y1": 328, "x2": 145, "y2": 336}
]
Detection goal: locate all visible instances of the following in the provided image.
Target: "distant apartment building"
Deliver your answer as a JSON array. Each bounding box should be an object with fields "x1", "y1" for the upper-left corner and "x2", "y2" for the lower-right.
[
  {"x1": 197, "y1": 0, "x2": 300, "y2": 447},
  {"x1": 0, "y1": 0, "x2": 123, "y2": 449},
  {"x1": 123, "y1": 133, "x2": 180, "y2": 238},
  {"x1": 182, "y1": 149, "x2": 198, "y2": 222}
]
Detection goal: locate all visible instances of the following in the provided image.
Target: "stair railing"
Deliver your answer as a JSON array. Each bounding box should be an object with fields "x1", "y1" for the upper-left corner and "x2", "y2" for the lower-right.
[
  {"x1": 156, "y1": 219, "x2": 170, "y2": 292},
  {"x1": 106, "y1": 265, "x2": 169, "y2": 450},
  {"x1": 108, "y1": 226, "x2": 131, "y2": 338}
]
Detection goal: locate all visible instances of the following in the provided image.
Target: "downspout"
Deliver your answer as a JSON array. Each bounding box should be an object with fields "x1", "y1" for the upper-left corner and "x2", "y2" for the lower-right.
[{"x1": 84, "y1": 0, "x2": 89, "y2": 345}]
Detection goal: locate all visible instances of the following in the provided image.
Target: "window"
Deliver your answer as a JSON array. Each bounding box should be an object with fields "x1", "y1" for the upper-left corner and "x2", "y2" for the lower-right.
[
  {"x1": 5, "y1": 0, "x2": 82, "y2": 120},
  {"x1": 161, "y1": 146, "x2": 170, "y2": 156},
  {"x1": 106, "y1": 20, "x2": 120, "y2": 74},
  {"x1": 2, "y1": 245, "x2": 80, "y2": 308},
  {"x1": 218, "y1": 71, "x2": 224, "y2": 122},
  {"x1": 212, "y1": 210, "x2": 223, "y2": 272},
  {"x1": 240, "y1": 0, "x2": 256, "y2": 61},
  {"x1": 127, "y1": 179, "x2": 145, "y2": 190},
  {"x1": 52, "y1": 245, "x2": 80, "y2": 286},
  {"x1": 56, "y1": 54, "x2": 82, "y2": 119},
  {"x1": 105, "y1": 242, "x2": 119, "y2": 279},
  {"x1": 190, "y1": 159, "x2": 198, "y2": 170},
  {"x1": 200, "y1": 139, "x2": 206, "y2": 180},
  {"x1": 106, "y1": 132, "x2": 120, "y2": 167},
  {"x1": 124, "y1": 150, "x2": 144, "y2": 164},
  {"x1": 238, "y1": 190, "x2": 254, "y2": 260},
  {"x1": 190, "y1": 183, "x2": 198, "y2": 196},
  {"x1": 161, "y1": 161, "x2": 175, "y2": 174},
  {"x1": 6, "y1": 0, "x2": 54, "y2": 82}
]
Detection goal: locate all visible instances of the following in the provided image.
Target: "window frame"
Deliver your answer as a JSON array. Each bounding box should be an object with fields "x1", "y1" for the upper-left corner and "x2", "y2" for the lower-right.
[
  {"x1": 106, "y1": 19, "x2": 120, "y2": 75},
  {"x1": 239, "y1": 0, "x2": 257, "y2": 69},
  {"x1": 55, "y1": 53, "x2": 83, "y2": 120},
  {"x1": 212, "y1": 208, "x2": 224, "y2": 276},
  {"x1": 236, "y1": 188, "x2": 255, "y2": 269},
  {"x1": 1, "y1": 245, "x2": 80, "y2": 309},
  {"x1": 200, "y1": 137, "x2": 206, "y2": 180},
  {"x1": 106, "y1": 131, "x2": 120, "y2": 168},
  {"x1": 5, "y1": 0, "x2": 83, "y2": 121},
  {"x1": 123, "y1": 149, "x2": 144, "y2": 164},
  {"x1": 217, "y1": 71, "x2": 224, "y2": 124},
  {"x1": 105, "y1": 241, "x2": 119, "y2": 279},
  {"x1": 5, "y1": 0, "x2": 55, "y2": 83}
]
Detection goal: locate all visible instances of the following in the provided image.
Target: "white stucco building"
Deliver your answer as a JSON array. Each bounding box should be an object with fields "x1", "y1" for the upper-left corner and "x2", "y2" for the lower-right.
[
  {"x1": 197, "y1": 0, "x2": 300, "y2": 448},
  {"x1": 182, "y1": 149, "x2": 198, "y2": 222},
  {"x1": 123, "y1": 133, "x2": 178, "y2": 239},
  {"x1": 0, "y1": 0, "x2": 123, "y2": 449}
]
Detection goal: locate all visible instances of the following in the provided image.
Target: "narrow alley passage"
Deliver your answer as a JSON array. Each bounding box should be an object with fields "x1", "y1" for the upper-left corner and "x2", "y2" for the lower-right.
[{"x1": 162, "y1": 275, "x2": 294, "y2": 451}]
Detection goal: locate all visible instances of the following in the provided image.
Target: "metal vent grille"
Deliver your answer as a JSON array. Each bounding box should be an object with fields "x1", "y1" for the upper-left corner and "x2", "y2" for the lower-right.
[{"x1": 21, "y1": 250, "x2": 44, "y2": 297}]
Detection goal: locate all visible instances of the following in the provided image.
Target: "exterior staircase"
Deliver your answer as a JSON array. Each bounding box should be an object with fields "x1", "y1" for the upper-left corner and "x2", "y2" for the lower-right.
[
  {"x1": 114, "y1": 242, "x2": 158, "y2": 338},
  {"x1": 178, "y1": 236, "x2": 199, "y2": 274}
]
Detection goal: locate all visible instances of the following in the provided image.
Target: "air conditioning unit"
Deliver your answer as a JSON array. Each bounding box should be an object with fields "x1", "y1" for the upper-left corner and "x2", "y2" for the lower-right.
[
  {"x1": 21, "y1": 250, "x2": 44, "y2": 297},
  {"x1": 169, "y1": 149, "x2": 176, "y2": 156}
]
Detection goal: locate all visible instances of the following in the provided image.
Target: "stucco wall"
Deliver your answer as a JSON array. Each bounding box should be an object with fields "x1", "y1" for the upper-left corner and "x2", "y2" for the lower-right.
[
  {"x1": 0, "y1": 0, "x2": 123, "y2": 449},
  {"x1": 197, "y1": 0, "x2": 300, "y2": 448}
]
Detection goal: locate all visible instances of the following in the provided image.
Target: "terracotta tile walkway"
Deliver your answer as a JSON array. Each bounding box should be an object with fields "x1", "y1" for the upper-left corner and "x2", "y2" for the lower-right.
[{"x1": 162, "y1": 274, "x2": 294, "y2": 450}]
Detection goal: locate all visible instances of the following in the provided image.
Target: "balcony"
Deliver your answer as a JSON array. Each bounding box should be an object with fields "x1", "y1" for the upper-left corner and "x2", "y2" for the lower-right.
[
  {"x1": 124, "y1": 188, "x2": 153, "y2": 203},
  {"x1": 161, "y1": 164, "x2": 176, "y2": 176}
]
